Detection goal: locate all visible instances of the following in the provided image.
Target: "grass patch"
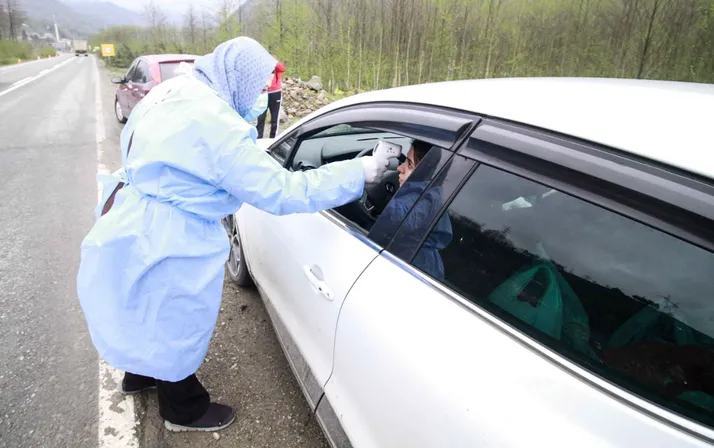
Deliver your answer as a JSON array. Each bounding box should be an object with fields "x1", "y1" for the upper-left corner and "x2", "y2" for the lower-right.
[{"x1": 0, "y1": 41, "x2": 59, "y2": 66}]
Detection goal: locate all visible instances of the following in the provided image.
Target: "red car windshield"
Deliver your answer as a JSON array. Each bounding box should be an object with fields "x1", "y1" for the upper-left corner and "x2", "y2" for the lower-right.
[{"x1": 159, "y1": 62, "x2": 194, "y2": 82}]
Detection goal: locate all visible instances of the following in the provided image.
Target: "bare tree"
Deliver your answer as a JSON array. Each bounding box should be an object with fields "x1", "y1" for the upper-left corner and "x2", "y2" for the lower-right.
[
  {"x1": 91, "y1": 0, "x2": 714, "y2": 93},
  {"x1": 144, "y1": 0, "x2": 168, "y2": 48},
  {"x1": 184, "y1": 4, "x2": 197, "y2": 48},
  {"x1": 0, "y1": 4, "x2": 7, "y2": 39},
  {"x1": 637, "y1": 0, "x2": 666, "y2": 79},
  {"x1": 5, "y1": 0, "x2": 27, "y2": 42},
  {"x1": 200, "y1": 8, "x2": 212, "y2": 53},
  {"x1": 216, "y1": 0, "x2": 241, "y2": 43}
]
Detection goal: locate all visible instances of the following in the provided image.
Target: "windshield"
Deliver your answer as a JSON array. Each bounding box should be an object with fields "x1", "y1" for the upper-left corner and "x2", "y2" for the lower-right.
[{"x1": 311, "y1": 124, "x2": 373, "y2": 138}]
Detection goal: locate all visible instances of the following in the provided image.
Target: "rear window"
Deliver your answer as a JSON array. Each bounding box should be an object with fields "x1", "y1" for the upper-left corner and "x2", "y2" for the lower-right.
[{"x1": 159, "y1": 62, "x2": 193, "y2": 82}]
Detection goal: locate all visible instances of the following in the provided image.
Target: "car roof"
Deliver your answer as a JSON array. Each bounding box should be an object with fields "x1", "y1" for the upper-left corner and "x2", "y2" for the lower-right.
[
  {"x1": 142, "y1": 54, "x2": 199, "y2": 64},
  {"x1": 321, "y1": 78, "x2": 714, "y2": 181}
]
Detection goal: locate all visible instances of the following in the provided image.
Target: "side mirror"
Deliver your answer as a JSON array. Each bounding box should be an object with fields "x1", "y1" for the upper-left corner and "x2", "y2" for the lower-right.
[{"x1": 111, "y1": 77, "x2": 125, "y2": 84}]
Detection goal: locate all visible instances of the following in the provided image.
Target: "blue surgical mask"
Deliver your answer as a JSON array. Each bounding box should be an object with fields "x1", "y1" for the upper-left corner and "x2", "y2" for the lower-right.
[{"x1": 243, "y1": 92, "x2": 268, "y2": 122}]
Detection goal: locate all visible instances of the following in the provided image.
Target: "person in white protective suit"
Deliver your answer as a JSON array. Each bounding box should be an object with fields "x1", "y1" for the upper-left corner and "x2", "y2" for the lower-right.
[{"x1": 76, "y1": 37, "x2": 389, "y2": 432}]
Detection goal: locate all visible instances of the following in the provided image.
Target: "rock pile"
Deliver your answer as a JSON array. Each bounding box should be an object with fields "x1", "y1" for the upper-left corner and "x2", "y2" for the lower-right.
[{"x1": 279, "y1": 75, "x2": 331, "y2": 123}]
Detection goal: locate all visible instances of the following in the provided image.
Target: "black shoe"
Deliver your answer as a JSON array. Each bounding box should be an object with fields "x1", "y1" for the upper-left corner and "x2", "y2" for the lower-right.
[
  {"x1": 119, "y1": 374, "x2": 157, "y2": 395},
  {"x1": 164, "y1": 403, "x2": 236, "y2": 432}
]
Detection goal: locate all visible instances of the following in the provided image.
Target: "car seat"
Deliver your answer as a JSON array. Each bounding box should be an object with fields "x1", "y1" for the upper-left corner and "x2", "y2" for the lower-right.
[
  {"x1": 606, "y1": 299, "x2": 714, "y2": 411},
  {"x1": 486, "y1": 243, "x2": 594, "y2": 357}
]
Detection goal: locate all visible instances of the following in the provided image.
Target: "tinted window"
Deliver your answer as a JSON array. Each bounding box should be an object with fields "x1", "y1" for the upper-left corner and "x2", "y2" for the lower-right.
[
  {"x1": 132, "y1": 61, "x2": 150, "y2": 83},
  {"x1": 160, "y1": 62, "x2": 193, "y2": 82},
  {"x1": 415, "y1": 164, "x2": 714, "y2": 426},
  {"x1": 379, "y1": 152, "x2": 473, "y2": 254},
  {"x1": 124, "y1": 62, "x2": 137, "y2": 81}
]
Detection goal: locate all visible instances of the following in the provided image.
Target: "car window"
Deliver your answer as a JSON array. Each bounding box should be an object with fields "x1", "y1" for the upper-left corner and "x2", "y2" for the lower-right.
[
  {"x1": 160, "y1": 62, "x2": 193, "y2": 82},
  {"x1": 311, "y1": 124, "x2": 373, "y2": 138},
  {"x1": 374, "y1": 150, "x2": 473, "y2": 250},
  {"x1": 124, "y1": 61, "x2": 138, "y2": 82},
  {"x1": 132, "y1": 61, "x2": 150, "y2": 83},
  {"x1": 290, "y1": 123, "x2": 456, "y2": 235},
  {"x1": 413, "y1": 164, "x2": 714, "y2": 427},
  {"x1": 270, "y1": 136, "x2": 296, "y2": 163}
]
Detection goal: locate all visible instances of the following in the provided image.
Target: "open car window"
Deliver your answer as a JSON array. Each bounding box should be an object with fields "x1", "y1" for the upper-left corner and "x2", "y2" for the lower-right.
[
  {"x1": 291, "y1": 128, "x2": 410, "y2": 170},
  {"x1": 289, "y1": 123, "x2": 456, "y2": 236}
]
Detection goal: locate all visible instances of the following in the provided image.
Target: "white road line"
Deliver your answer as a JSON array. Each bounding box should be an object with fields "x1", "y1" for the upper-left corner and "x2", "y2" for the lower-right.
[
  {"x1": 98, "y1": 362, "x2": 139, "y2": 448},
  {"x1": 93, "y1": 56, "x2": 140, "y2": 448},
  {"x1": 11, "y1": 77, "x2": 32, "y2": 87},
  {"x1": 94, "y1": 56, "x2": 108, "y2": 176},
  {"x1": 0, "y1": 57, "x2": 76, "y2": 99}
]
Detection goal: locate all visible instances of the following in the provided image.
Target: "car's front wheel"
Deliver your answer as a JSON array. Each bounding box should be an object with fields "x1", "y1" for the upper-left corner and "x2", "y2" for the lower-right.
[
  {"x1": 115, "y1": 98, "x2": 127, "y2": 123},
  {"x1": 224, "y1": 215, "x2": 253, "y2": 286}
]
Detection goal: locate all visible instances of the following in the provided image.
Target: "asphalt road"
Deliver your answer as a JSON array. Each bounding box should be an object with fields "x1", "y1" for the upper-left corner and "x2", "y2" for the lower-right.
[
  {"x1": 0, "y1": 56, "x2": 327, "y2": 448},
  {"x1": 0, "y1": 56, "x2": 80, "y2": 94}
]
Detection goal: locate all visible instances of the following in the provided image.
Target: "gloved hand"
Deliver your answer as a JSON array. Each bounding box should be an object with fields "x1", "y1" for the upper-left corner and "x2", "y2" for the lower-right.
[{"x1": 360, "y1": 154, "x2": 389, "y2": 184}]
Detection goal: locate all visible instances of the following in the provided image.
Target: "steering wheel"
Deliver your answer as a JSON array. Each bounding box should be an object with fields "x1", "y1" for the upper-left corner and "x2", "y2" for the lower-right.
[{"x1": 350, "y1": 147, "x2": 400, "y2": 224}]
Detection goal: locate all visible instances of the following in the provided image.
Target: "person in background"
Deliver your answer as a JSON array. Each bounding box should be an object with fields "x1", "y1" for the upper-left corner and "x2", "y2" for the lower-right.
[
  {"x1": 256, "y1": 57, "x2": 286, "y2": 138},
  {"x1": 77, "y1": 37, "x2": 389, "y2": 433}
]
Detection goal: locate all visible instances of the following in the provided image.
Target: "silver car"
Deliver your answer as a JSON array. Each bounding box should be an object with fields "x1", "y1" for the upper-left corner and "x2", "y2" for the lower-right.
[{"x1": 225, "y1": 78, "x2": 714, "y2": 447}]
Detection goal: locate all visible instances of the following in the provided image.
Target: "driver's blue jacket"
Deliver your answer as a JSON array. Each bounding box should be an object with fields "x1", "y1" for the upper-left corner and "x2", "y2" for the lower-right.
[{"x1": 372, "y1": 181, "x2": 452, "y2": 280}]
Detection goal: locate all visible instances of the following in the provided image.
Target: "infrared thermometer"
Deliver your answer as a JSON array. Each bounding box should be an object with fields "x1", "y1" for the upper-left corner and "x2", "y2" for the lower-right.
[
  {"x1": 372, "y1": 140, "x2": 402, "y2": 170},
  {"x1": 373, "y1": 140, "x2": 402, "y2": 162}
]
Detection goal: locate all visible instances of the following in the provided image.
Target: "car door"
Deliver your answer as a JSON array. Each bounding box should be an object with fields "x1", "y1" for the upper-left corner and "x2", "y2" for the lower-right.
[
  {"x1": 117, "y1": 60, "x2": 138, "y2": 113},
  {"x1": 241, "y1": 104, "x2": 475, "y2": 407},
  {"x1": 324, "y1": 120, "x2": 714, "y2": 447},
  {"x1": 126, "y1": 59, "x2": 151, "y2": 113}
]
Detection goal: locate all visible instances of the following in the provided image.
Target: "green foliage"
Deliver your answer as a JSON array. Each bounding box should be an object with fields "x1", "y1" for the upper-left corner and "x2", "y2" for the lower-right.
[
  {"x1": 0, "y1": 40, "x2": 33, "y2": 65},
  {"x1": 84, "y1": 0, "x2": 714, "y2": 87},
  {"x1": 243, "y1": 0, "x2": 714, "y2": 89},
  {"x1": 0, "y1": 41, "x2": 59, "y2": 65},
  {"x1": 216, "y1": 4, "x2": 242, "y2": 43},
  {"x1": 36, "y1": 46, "x2": 57, "y2": 58}
]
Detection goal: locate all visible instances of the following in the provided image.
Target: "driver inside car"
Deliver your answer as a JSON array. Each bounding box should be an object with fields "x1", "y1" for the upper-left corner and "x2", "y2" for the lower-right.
[{"x1": 372, "y1": 140, "x2": 453, "y2": 280}]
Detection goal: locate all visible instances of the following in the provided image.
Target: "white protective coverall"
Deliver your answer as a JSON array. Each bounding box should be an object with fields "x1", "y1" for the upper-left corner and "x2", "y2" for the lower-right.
[{"x1": 77, "y1": 37, "x2": 371, "y2": 381}]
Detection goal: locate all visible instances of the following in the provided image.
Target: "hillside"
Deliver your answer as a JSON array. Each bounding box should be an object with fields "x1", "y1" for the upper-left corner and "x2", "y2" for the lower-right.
[
  {"x1": 70, "y1": 2, "x2": 144, "y2": 28},
  {"x1": 17, "y1": 0, "x2": 144, "y2": 38}
]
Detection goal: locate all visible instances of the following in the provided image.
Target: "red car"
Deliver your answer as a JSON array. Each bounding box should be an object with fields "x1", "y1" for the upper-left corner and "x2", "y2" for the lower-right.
[{"x1": 112, "y1": 54, "x2": 198, "y2": 123}]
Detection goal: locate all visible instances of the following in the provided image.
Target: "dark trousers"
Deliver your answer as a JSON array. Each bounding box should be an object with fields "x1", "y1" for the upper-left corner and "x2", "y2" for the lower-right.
[
  {"x1": 256, "y1": 91, "x2": 282, "y2": 138},
  {"x1": 124, "y1": 372, "x2": 210, "y2": 424}
]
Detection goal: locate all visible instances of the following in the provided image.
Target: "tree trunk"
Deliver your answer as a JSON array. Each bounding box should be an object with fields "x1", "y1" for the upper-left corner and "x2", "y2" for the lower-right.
[
  {"x1": 638, "y1": 0, "x2": 661, "y2": 79},
  {"x1": 347, "y1": 19, "x2": 352, "y2": 89},
  {"x1": 375, "y1": 24, "x2": 383, "y2": 89},
  {"x1": 358, "y1": 39, "x2": 363, "y2": 91},
  {"x1": 392, "y1": 43, "x2": 400, "y2": 87},
  {"x1": 8, "y1": 0, "x2": 17, "y2": 41},
  {"x1": 277, "y1": 0, "x2": 283, "y2": 43},
  {"x1": 458, "y1": 3, "x2": 471, "y2": 79},
  {"x1": 405, "y1": 18, "x2": 414, "y2": 85}
]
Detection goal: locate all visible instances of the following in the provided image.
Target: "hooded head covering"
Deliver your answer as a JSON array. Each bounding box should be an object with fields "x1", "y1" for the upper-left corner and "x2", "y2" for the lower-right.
[{"x1": 193, "y1": 37, "x2": 276, "y2": 119}]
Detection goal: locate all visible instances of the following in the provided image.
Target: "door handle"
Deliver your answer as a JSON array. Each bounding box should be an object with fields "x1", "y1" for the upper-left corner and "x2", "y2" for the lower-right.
[{"x1": 303, "y1": 265, "x2": 334, "y2": 301}]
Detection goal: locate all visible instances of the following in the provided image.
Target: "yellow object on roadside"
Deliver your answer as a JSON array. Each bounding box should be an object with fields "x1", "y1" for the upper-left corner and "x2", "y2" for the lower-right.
[{"x1": 101, "y1": 44, "x2": 115, "y2": 57}]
